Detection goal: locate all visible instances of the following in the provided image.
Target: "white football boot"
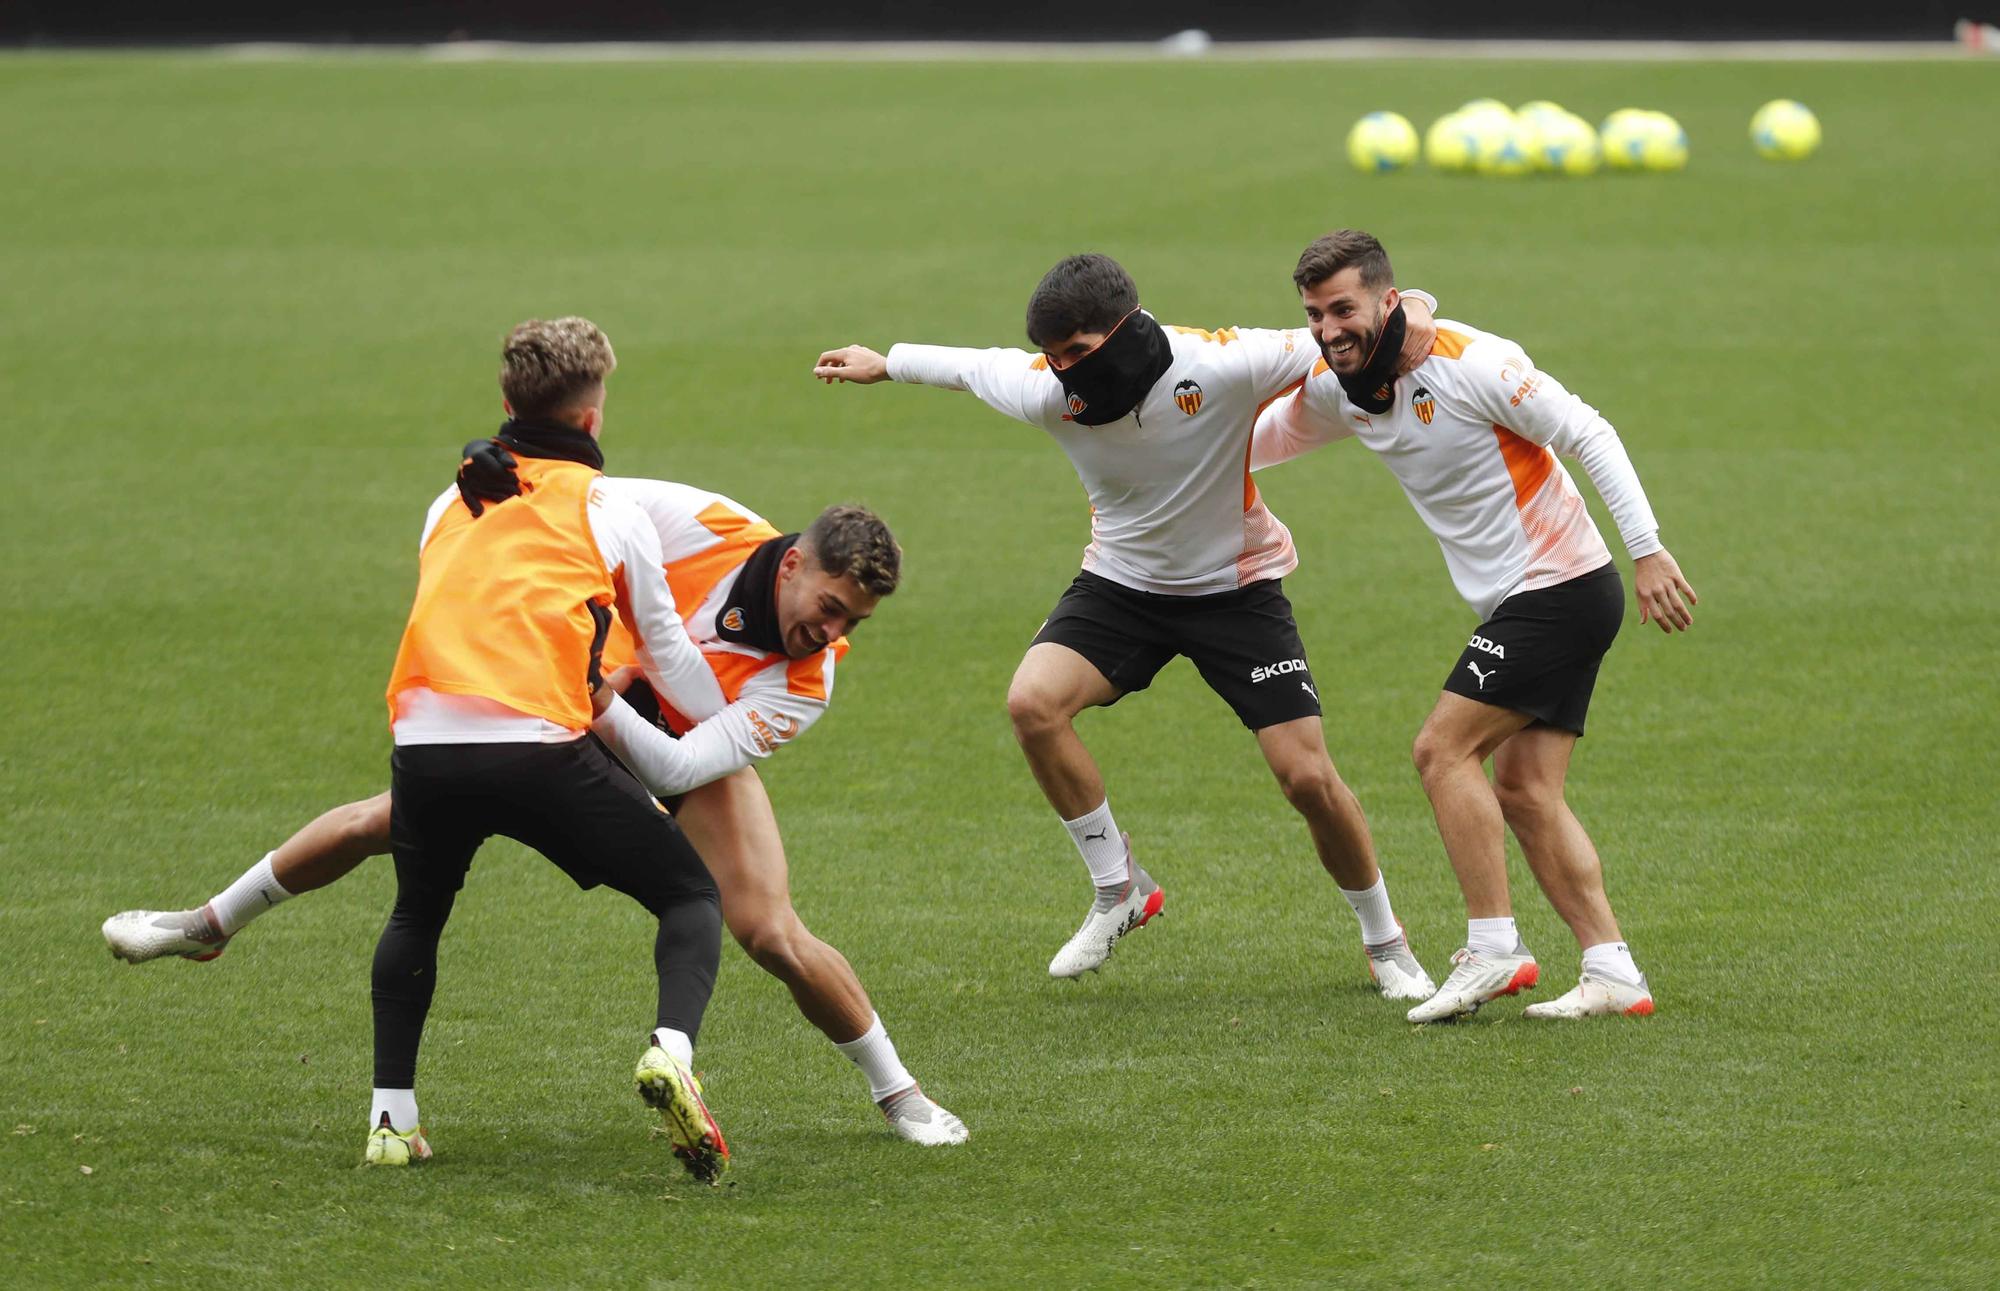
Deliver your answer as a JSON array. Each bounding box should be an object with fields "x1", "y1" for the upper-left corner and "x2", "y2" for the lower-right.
[
  {"x1": 102, "y1": 907, "x2": 231, "y2": 964},
  {"x1": 635, "y1": 1044, "x2": 729, "y2": 1184},
  {"x1": 1522, "y1": 970, "x2": 1655, "y2": 1019},
  {"x1": 877, "y1": 1084, "x2": 969, "y2": 1146},
  {"x1": 1405, "y1": 943, "x2": 1540, "y2": 1024},
  {"x1": 1048, "y1": 836, "x2": 1164, "y2": 979},
  {"x1": 1364, "y1": 927, "x2": 1437, "y2": 1001}
]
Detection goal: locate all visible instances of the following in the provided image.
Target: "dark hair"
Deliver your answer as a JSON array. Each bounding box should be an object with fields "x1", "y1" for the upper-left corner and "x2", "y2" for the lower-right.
[
  {"x1": 802, "y1": 504, "x2": 901, "y2": 596},
  {"x1": 1292, "y1": 230, "x2": 1394, "y2": 293},
  {"x1": 499, "y1": 317, "x2": 615, "y2": 419},
  {"x1": 1025, "y1": 254, "x2": 1140, "y2": 348}
]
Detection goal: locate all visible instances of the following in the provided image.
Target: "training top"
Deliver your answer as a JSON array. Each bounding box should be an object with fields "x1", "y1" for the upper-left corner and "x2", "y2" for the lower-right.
[
  {"x1": 390, "y1": 468, "x2": 726, "y2": 747},
  {"x1": 589, "y1": 479, "x2": 849, "y2": 797},
  {"x1": 1251, "y1": 319, "x2": 1662, "y2": 620},
  {"x1": 885, "y1": 296, "x2": 1435, "y2": 598}
]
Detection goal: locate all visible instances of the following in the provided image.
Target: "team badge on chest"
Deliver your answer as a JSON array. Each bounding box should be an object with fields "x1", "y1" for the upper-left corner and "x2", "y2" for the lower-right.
[
  {"x1": 1411, "y1": 385, "x2": 1436, "y2": 425},
  {"x1": 1173, "y1": 379, "x2": 1204, "y2": 417},
  {"x1": 721, "y1": 607, "x2": 746, "y2": 632}
]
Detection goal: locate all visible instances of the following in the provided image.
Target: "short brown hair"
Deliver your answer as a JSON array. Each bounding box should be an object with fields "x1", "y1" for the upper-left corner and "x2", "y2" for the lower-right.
[
  {"x1": 1293, "y1": 230, "x2": 1394, "y2": 293},
  {"x1": 500, "y1": 317, "x2": 616, "y2": 419},
  {"x1": 802, "y1": 505, "x2": 901, "y2": 597}
]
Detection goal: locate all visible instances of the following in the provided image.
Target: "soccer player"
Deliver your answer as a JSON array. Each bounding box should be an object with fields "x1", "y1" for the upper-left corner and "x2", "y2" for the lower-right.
[
  {"x1": 812, "y1": 255, "x2": 1440, "y2": 995},
  {"x1": 1252, "y1": 231, "x2": 1699, "y2": 1022},
  {"x1": 102, "y1": 468, "x2": 967, "y2": 1146},
  {"x1": 370, "y1": 316, "x2": 730, "y2": 1175}
]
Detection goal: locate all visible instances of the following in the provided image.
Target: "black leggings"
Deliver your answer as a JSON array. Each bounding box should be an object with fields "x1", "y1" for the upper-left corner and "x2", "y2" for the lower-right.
[{"x1": 372, "y1": 738, "x2": 720, "y2": 1089}]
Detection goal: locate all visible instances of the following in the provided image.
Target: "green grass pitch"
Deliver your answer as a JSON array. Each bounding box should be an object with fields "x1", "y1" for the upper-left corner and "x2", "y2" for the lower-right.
[{"x1": 1, "y1": 51, "x2": 1996, "y2": 1288}]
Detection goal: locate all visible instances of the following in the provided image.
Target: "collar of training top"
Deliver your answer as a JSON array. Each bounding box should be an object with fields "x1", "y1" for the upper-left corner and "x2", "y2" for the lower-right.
[
  {"x1": 495, "y1": 416, "x2": 605, "y2": 471},
  {"x1": 1049, "y1": 308, "x2": 1175, "y2": 426},
  {"x1": 715, "y1": 533, "x2": 800, "y2": 656},
  {"x1": 1333, "y1": 301, "x2": 1408, "y2": 416}
]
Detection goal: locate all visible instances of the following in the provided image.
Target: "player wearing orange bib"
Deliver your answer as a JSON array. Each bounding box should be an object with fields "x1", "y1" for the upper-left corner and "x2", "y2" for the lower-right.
[{"x1": 103, "y1": 465, "x2": 966, "y2": 1146}]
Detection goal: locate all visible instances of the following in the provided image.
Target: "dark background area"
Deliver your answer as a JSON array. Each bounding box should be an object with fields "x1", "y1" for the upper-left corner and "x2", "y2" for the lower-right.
[{"x1": 1, "y1": 1, "x2": 1974, "y2": 45}]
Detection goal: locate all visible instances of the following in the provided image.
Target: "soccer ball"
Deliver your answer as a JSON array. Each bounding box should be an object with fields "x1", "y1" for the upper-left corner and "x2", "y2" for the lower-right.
[
  {"x1": 1599, "y1": 109, "x2": 1652, "y2": 170},
  {"x1": 1423, "y1": 112, "x2": 1476, "y2": 173},
  {"x1": 1750, "y1": 99, "x2": 1821, "y2": 160},
  {"x1": 1346, "y1": 111, "x2": 1421, "y2": 173},
  {"x1": 1534, "y1": 112, "x2": 1602, "y2": 176},
  {"x1": 1476, "y1": 120, "x2": 1534, "y2": 177},
  {"x1": 1637, "y1": 111, "x2": 1689, "y2": 172}
]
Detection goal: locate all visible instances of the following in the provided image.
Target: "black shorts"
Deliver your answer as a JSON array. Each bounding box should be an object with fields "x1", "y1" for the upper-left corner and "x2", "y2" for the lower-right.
[
  {"x1": 388, "y1": 737, "x2": 716, "y2": 916},
  {"x1": 1441, "y1": 562, "x2": 1624, "y2": 737},
  {"x1": 1032, "y1": 570, "x2": 1322, "y2": 731}
]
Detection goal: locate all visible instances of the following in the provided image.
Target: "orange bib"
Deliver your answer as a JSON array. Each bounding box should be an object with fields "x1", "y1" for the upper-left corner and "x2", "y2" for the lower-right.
[{"x1": 387, "y1": 456, "x2": 613, "y2": 731}]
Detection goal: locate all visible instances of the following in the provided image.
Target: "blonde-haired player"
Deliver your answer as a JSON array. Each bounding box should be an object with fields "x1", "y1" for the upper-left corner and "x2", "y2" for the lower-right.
[{"x1": 1254, "y1": 232, "x2": 1698, "y2": 1023}]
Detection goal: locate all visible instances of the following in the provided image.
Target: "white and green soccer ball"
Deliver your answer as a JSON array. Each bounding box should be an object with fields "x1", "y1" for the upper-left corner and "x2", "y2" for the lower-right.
[
  {"x1": 1346, "y1": 111, "x2": 1421, "y2": 173},
  {"x1": 1750, "y1": 99, "x2": 1821, "y2": 160}
]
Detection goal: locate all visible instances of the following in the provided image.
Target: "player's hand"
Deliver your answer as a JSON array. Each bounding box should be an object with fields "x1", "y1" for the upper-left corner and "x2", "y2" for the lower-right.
[
  {"x1": 1395, "y1": 295, "x2": 1437, "y2": 375},
  {"x1": 1634, "y1": 549, "x2": 1698, "y2": 633},
  {"x1": 813, "y1": 345, "x2": 890, "y2": 384},
  {"x1": 457, "y1": 439, "x2": 521, "y2": 517},
  {"x1": 605, "y1": 664, "x2": 643, "y2": 695}
]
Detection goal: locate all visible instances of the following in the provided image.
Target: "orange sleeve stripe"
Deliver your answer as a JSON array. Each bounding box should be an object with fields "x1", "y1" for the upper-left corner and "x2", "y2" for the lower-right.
[
  {"x1": 1243, "y1": 375, "x2": 1309, "y2": 510},
  {"x1": 1029, "y1": 355, "x2": 1049, "y2": 371},
  {"x1": 1310, "y1": 357, "x2": 1330, "y2": 377},
  {"x1": 1431, "y1": 328, "x2": 1472, "y2": 360},
  {"x1": 1493, "y1": 425, "x2": 1556, "y2": 509},
  {"x1": 785, "y1": 638, "x2": 848, "y2": 700}
]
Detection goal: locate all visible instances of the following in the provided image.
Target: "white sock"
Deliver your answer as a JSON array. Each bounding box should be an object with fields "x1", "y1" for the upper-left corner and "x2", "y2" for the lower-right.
[
  {"x1": 1581, "y1": 941, "x2": 1643, "y2": 985},
  {"x1": 1339, "y1": 877, "x2": 1401, "y2": 946},
  {"x1": 650, "y1": 1028, "x2": 694, "y2": 1066},
  {"x1": 208, "y1": 853, "x2": 293, "y2": 935},
  {"x1": 370, "y1": 1087, "x2": 419, "y2": 1132},
  {"x1": 1062, "y1": 800, "x2": 1128, "y2": 889},
  {"x1": 832, "y1": 1013, "x2": 917, "y2": 1103},
  {"x1": 1467, "y1": 916, "x2": 1519, "y2": 957}
]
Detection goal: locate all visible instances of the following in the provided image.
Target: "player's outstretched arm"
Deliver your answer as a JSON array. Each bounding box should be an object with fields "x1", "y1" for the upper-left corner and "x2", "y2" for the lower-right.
[
  {"x1": 813, "y1": 345, "x2": 891, "y2": 384},
  {"x1": 1395, "y1": 292, "x2": 1438, "y2": 374},
  {"x1": 1633, "y1": 549, "x2": 1697, "y2": 634}
]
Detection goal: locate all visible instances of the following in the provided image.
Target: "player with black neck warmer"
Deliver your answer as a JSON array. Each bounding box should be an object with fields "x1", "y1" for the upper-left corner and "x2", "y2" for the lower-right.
[{"x1": 813, "y1": 253, "x2": 1448, "y2": 1010}]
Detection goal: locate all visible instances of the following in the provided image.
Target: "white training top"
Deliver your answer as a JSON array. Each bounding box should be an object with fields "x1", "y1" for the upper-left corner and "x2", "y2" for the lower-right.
[
  {"x1": 887, "y1": 320, "x2": 1305, "y2": 595},
  {"x1": 1251, "y1": 319, "x2": 1661, "y2": 620},
  {"x1": 590, "y1": 479, "x2": 845, "y2": 797},
  {"x1": 391, "y1": 479, "x2": 727, "y2": 747}
]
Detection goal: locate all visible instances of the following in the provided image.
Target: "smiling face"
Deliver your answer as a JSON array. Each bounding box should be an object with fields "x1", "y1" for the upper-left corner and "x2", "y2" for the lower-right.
[
  {"x1": 773, "y1": 546, "x2": 878, "y2": 658},
  {"x1": 1298, "y1": 267, "x2": 1400, "y2": 377}
]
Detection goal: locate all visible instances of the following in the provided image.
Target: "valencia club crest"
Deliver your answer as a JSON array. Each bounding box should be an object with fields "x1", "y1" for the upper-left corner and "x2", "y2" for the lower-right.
[
  {"x1": 1411, "y1": 385, "x2": 1436, "y2": 425},
  {"x1": 1173, "y1": 379, "x2": 1203, "y2": 417}
]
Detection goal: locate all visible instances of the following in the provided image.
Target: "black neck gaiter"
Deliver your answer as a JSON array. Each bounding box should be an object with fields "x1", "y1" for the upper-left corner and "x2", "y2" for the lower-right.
[
  {"x1": 715, "y1": 534, "x2": 798, "y2": 656},
  {"x1": 1333, "y1": 303, "x2": 1409, "y2": 415},
  {"x1": 1050, "y1": 309, "x2": 1175, "y2": 426},
  {"x1": 495, "y1": 416, "x2": 605, "y2": 470}
]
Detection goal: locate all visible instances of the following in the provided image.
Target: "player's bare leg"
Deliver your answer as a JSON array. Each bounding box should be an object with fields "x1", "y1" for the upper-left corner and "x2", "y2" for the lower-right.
[
  {"x1": 1255, "y1": 716, "x2": 1432, "y2": 1000},
  {"x1": 1492, "y1": 728, "x2": 1654, "y2": 1018},
  {"x1": 103, "y1": 792, "x2": 391, "y2": 963},
  {"x1": 1006, "y1": 643, "x2": 1162, "y2": 977},
  {"x1": 678, "y1": 768, "x2": 966, "y2": 1144},
  {"x1": 1406, "y1": 693, "x2": 1543, "y2": 1022}
]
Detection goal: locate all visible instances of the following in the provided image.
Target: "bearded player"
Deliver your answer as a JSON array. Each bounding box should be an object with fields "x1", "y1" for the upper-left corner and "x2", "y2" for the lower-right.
[{"x1": 1253, "y1": 230, "x2": 1699, "y2": 1022}]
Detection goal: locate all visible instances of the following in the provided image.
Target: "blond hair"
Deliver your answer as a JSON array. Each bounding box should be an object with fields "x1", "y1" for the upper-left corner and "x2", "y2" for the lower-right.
[
  {"x1": 500, "y1": 317, "x2": 617, "y2": 419},
  {"x1": 803, "y1": 505, "x2": 902, "y2": 596}
]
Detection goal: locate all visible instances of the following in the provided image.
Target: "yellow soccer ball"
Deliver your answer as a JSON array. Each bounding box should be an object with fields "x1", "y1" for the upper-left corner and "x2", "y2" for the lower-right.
[
  {"x1": 1751, "y1": 99, "x2": 1821, "y2": 160},
  {"x1": 1638, "y1": 111, "x2": 1689, "y2": 172},
  {"x1": 1535, "y1": 112, "x2": 1602, "y2": 176},
  {"x1": 1599, "y1": 109, "x2": 1651, "y2": 170},
  {"x1": 1477, "y1": 120, "x2": 1534, "y2": 177},
  {"x1": 1424, "y1": 112, "x2": 1475, "y2": 173},
  {"x1": 1346, "y1": 111, "x2": 1421, "y2": 174}
]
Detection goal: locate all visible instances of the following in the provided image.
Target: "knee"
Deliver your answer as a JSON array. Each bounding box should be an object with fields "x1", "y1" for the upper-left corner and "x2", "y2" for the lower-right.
[
  {"x1": 734, "y1": 913, "x2": 809, "y2": 981},
  {"x1": 1276, "y1": 759, "x2": 1342, "y2": 813},
  {"x1": 1005, "y1": 682, "x2": 1067, "y2": 742},
  {"x1": 1493, "y1": 775, "x2": 1559, "y2": 828},
  {"x1": 1411, "y1": 729, "x2": 1454, "y2": 784}
]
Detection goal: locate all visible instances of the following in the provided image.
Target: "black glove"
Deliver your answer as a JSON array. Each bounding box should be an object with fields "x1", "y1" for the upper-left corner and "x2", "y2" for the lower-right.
[{"x1": 456, "y1": 439, "x2": 521, "y2": 517}]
